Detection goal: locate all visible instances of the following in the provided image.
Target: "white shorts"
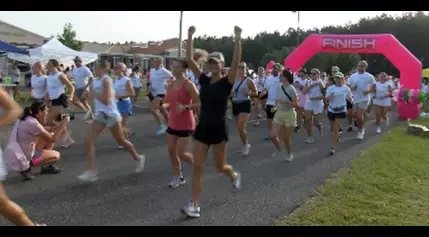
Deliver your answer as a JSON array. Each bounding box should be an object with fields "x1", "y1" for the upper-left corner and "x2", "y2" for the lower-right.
[
  {"x1": 0, "y1": 149, "x2": 6, "y2": 181},
  {"x1": 373, "y1": 98, "x2": 391, "y2": 107},
  {"x1": 354, "y1": 101, "x2": 370, "y2": 109},
  {"x1": 304, "y1": 100, "x2": 324, "y2": 114}
]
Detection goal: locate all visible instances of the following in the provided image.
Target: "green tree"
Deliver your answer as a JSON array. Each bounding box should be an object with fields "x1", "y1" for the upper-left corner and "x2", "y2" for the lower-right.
[{"x1": 57, "y1": 23, "x2": 83, "y2": 51}]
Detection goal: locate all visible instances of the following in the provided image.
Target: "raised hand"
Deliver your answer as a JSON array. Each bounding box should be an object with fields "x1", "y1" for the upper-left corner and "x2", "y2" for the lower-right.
[
  {"x1": 234, "y1": 26, "x2": 242, "y2": 38},
  {"x1": 188, "y1": 26, "x2": 196, "y2": 36}
]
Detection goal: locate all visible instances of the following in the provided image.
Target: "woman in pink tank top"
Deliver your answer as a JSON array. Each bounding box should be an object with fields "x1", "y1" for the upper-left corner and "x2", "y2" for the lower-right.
[{"x1": 162, "y1": 58, "x2": 200, "y2": 188}]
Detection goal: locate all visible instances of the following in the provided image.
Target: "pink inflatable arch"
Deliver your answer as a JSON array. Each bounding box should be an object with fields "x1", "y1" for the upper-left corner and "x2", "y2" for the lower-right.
[
  {"x1": 284, "y1": 34, "x2": 422, "y2": 119},
  {"x1": 266, "y1": 61, "x2": 275, "y2": 71}
]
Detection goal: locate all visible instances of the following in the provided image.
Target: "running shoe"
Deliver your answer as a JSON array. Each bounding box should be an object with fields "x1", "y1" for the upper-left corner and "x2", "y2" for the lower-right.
[
  {"x1": 233, "y1": 171, "x2": 241, "y2": 189},
  {"x1": 241, "y1": 144, "x2": 251, "y2": 156},
  {"x1": 40, "y1": 165, "x2": 61, "y2": 174},
  {"x1": 156, "y1": 125, "x2": 168, "y2": 136},
  {"x1": 168, "y1": 176, "x2": 186, "y2": 188},
  {"x1": 294, "y1": 126, "x2": 300, "y2": 133},
  {"x1": 77, "y1": 170, "x2": 99, "y2": 183},
  {"x1": 285, "y1": 153, "x2": 294, "y2": 162},
  {"x1": 329, "y1": 147, "x2": 335, "y2": 155},
  {"x1": 376, "y1": 126, "x2": 381, "y2": 134},
  {"x1": 181, "y1": 200, "x2": 201, "y2": 218},
  {"x1": 135, "y1": 155, "x2": 146, "y2": 173},
  {"x1": 304, "y1": 137, "x2": 314, "y2": 144},
  {"x1": 347, "y1": 125, "x2": 353, "y2": 132}
]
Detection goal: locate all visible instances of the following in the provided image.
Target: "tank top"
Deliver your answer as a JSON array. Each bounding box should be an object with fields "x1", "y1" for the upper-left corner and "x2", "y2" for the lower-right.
[
  {"x1": 231, "y1": 77, "x2": 250, "y2": 102},
  {"x1": 114, "y1": 76, "x2": 131, "y2": 102},
  {"x1": 46, "y1": 72, "x2": 65, "y2": 100},
  {"x1": 31, "y1": 74, "x2": 47, "y2": 99},
  {"x1": 306, "y1": 79, "x2": 323, "y2": 98},
  {"x1": 167, "y1": 79, "x2": 195, "y2": 131},
  {"x1": 375, "y1": 81, "x2": 390, "y2": 98},
  {"x1": 92, "y1": 75, "x2": 121, "y2": 119}
]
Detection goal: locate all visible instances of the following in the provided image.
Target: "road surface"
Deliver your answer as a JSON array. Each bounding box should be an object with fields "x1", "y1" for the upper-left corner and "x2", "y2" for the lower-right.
[{"x1": 0, "y1": 108, "x2": 396, "y2": 226}]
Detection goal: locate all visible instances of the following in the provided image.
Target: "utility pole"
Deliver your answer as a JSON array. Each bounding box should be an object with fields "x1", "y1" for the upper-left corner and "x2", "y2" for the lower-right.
[{"x1": 178, "y1": 11, "x2": 184, "y2": 58}]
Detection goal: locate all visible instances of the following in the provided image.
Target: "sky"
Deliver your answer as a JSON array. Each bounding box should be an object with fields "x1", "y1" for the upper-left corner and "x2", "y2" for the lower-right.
[{"x1": 0, "y1": 11, "x2": 417, "y2": 43}]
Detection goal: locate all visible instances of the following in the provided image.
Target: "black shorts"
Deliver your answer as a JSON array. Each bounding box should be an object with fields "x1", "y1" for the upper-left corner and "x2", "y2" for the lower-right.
[
  {"x1": 265, "y1": 104, "x2": 276, "y2": 119},
  {"x1": 148, "y1": 92, "x2": 165, "y2": 102},
  {"x1": 51, "y1": 93, "x2": 68, "y2": 108},
  {"x1": 346, "y1": 100, "x2": 353, "y2": 109},
  {"x1": 327, "y1": 111, "x2": 347, "y2": 121},
  {"x1": 232, "y1": 100, "x2": 251, "y2": 116},
  {"x1": 193, "y1": 121, "x2": 229, "y2": 146},
  {"x1": 167, "y1": 127, "x2": 194, "y2": 137},
  {"x1": 13, "y1": 82, "x2": 19, "y2": 85}
]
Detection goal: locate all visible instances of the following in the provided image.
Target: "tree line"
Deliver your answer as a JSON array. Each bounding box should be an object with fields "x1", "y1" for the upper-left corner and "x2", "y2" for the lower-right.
[{"x1": 193, "y1": 11, "x2": 429, "y2": 76}]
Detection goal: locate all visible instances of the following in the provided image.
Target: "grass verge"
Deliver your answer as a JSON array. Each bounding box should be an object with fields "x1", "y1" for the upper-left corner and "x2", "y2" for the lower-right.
[{"x1": 275, "y1": 119, "x2": 429, "y2": 226}]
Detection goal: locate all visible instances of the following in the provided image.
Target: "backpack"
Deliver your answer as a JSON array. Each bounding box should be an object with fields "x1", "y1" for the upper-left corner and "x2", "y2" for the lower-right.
[{"x1": 3, "y1": 120, "x2": 31, "y2": 172}]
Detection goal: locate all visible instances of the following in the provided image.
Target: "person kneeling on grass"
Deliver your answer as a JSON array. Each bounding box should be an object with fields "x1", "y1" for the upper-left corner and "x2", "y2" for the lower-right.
[{"x1": 4, "y1": 101, "x2": 65, "y2": 181}]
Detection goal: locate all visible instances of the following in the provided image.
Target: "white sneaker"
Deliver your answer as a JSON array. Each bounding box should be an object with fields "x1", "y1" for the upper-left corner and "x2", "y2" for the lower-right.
[
  {"x1": 135, "y1": 155, "x2": 146, "y2": 173},
  {"x1": 253, "y1": 120, "x2": 260, "y2": 126},
  {"x1": 376, "y1": 126, "x2": 381, "y2": 134},
  {"x1": 156, "y1": 125, "x2": 168, "y2": 136},
  {"x1": 181, "y1": 200, "x2": 201, "y2": 218},
  {"x1": 305, "y1": 137, "x2": 314, "y2": 144},
  {"x1": 77, "y1": 170, "x2": 99, "y2": 183},
  {"x1": 285, "y1": 153, "x2": 294, "y2": 162},
  {"x1": 117, "y1": 145, "x2": 125, "y2": 150},
  {"x1": 232, "y1": 171, "x2": 241, "y2": 189},
  {"x1": 385, "y1": 117, "x2": 390, "y2": 127},
  {"x1": 241, "y1": 144, "x2": 251, "y2": 156},
  {"x1": 83, "y1": 111, "x2": 92, "y2": 121},
  {"x1": 357, "y1": 132, "x2": 364, "y2": 140},
  {"x1": 168, "y1": 176, "x2": 186, "y2": 188}
]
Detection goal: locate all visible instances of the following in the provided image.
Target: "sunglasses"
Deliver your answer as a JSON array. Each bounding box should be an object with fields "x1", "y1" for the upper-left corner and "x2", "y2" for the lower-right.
[{"x1": 311, "y1": 72, "x2": 318, "y2": 75}]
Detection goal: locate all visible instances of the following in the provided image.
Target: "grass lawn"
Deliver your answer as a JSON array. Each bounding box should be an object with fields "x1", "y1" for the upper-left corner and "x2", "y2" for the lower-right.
[{"x1": 275, "y1": 119, "x2": 429, "y2": 226}]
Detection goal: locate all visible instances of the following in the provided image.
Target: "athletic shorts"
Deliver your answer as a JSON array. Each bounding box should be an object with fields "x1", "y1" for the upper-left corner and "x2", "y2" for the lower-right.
[
  {"x1": 148, "y1": 92, "x2": 165, "y2": 102},
  {"x1": 232, "y1": 100, "x2": 251, "y2": 116},
  {"x1": 355, "y1": 101, "x2": 370, "y2": 109},
  {"x1": 327, "y1": 111, "x2": 347, "y2": 121},
  {"x1": 193, "y1": 121, "x2": 229, "y2": 146},
  {"x1": 274, "y1": 110, "x2": 297, "y2": 127},
  {"x1": 265, "y1": 104, "x2": 276, "y2": 119},
  {"x1": 75, "y1": 88, "x2": 88, "y2": 99},
  {"x1": 94, "y1": 112, "x2": 122, "y2": 128},
  {"x1": 167, "y1": 127, "x2": 194, "y2": 137},
  {"x1": 304, "y1": 101, "x2": 324, "y2": 114},
  {"x1": 117, "y1": 99, "x2": 133, "y2": 116},
  {"x1": 13, "y1": 81, "x2": 20, "y2": 85},
  {"x1": 346, "y1": 100, "x2": 353, "y2": 109}
]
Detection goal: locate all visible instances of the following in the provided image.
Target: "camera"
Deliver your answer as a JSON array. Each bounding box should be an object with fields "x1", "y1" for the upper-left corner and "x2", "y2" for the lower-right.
[{"x1": 56, "y1": 113, "x2": 75, "y2": 122}]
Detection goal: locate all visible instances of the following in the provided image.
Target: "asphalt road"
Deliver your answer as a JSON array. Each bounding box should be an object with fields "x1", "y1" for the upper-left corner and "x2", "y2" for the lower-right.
[{"x1": 0, "y1": 108, "x2": 398, "y2": 226}]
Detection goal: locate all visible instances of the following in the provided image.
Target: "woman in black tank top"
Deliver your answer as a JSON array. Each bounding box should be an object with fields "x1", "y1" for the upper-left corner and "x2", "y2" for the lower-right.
[{"x1": 180, "y1": 25, "x2": 243, "y2": 218}]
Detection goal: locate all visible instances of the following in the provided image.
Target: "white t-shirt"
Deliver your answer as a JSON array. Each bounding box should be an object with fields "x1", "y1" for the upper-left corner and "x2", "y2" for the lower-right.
[
  {"x1": 347, "y1": 72, "x2": 376, "y2": 103},
  {"x1": 326, "y1": 85, "x2": 352, "y2": 113},
  {"x1": 254, "y1": 76, "x2": 265, "y2": 92},
  {"x1": 72, "y1": 65, "x2": 93, "y2": 89},
  {"x1": 114, "y1": 76, "x2": 131, "y2": 102},
  {"x1": 264, "y1": 75, "x2": 280, "y2": 106},
  {"x1": 11, "y1": 68, "x2": 20, "y2": 83},
  {"x1": 149, "y1": 67, "x2": 173, "y2": 96},
  {"x1": 92, "y1": 75, "x2": 121, "y2": 119},
  {"x1": 46, "y1": 72, "x2": 65, "y2": 100},
  {"x1": 130, "y1": 74, "x2": 142, "y2": 88},
  {"x1": 31, "y1": 74, "x2": 47, "y2": 99}
]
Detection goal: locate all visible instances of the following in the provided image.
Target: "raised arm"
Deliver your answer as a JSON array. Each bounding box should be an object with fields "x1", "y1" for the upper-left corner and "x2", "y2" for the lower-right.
[
  {"x1": 0, "y1": 87, "x2": 22, "y2": 126},
  {"x1": 227, "y1": 26, "x2": 242, "y2": 84},
  {"x1": 187, "y1": 26, "x2": 202, "y2": 79}
]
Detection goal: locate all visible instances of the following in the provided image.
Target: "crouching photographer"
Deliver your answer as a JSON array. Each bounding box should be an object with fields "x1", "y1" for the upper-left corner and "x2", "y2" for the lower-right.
[{"x1": 3, "y1": 101, "x2": 68, "y2": 181}]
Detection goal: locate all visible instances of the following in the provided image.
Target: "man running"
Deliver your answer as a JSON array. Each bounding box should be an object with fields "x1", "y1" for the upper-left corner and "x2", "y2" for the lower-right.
[
  {"x1": 71, "y1": 56, "x2": 94, "y2": 122},
  {"x1": 260, "y1": 63, "x2": 281, "y2": 140},
  {"x1": 347, "y1": 60, "x2": 376, "y2": 140}
]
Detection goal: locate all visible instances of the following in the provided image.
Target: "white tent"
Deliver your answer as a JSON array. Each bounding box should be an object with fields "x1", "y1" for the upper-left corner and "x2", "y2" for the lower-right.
[{"x1": 7, "y1": 38, "x2": 98, "y2": 67}]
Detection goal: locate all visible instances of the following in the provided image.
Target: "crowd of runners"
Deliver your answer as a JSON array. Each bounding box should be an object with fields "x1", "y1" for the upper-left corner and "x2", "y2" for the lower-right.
[{"x1": 0, "y1": 25, "x2": 402, "y2": 225}]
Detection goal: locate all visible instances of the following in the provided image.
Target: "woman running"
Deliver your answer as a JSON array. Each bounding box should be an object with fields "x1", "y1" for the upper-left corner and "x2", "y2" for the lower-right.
[
  {"x1": 253, "y1": 66, "x2": 266, "y2": 126},
  {"x1": 325, "y1": 72, "x2": 353, "y2": 155},
  {"x1": 77, "y1": 61, "x2": 145, "y2": 183},
  {"x1": 181, "y1": 25, "x2": 241, "y2": 218},
  {"x1": 0, "y1": 86, "x2": 43, "y2": 226},
  {"x1": 30, "y1": 62, "x2": 47, "y2": 103},
  {"x1": 130, "y1": 66, "x2": 143, "y2": 105},
  {"x1": 270, "y1": 68, "x2": 298, "y2": 161},
  {"x1": 113, "y1": 62, "x2": 135, "y2": 150},
  {"x1": 372, "y1": 72, "x2": 392, "y2": 134},
  {"x1": 163, "y1": 58, "x2": 200, "y2": 188},
  {"x1": 45, "y1": 59, "x2": 75, "y2": 148},
  {"x1": 231, "y1": 62, "x2": 257, "y2": 156},
  {"x1": 293, "y1": 69, "x2": 308, "y2": 133},
  {"x1": 303, "y1": 68, "x2": 324, "y2": 144}
]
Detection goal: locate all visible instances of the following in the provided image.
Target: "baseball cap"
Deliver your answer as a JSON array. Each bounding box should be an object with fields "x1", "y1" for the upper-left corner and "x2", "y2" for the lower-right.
[
  {"x1": 207, "y1": 52, "x2": 225, "y2": 63},
  {"x1": 73, "y1": 56, "x2": 82, "y2": 62}
]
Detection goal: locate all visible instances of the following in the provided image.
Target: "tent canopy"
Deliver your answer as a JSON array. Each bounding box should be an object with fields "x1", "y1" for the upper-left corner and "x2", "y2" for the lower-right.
[
  {"x1": 0, "y1": 40, "x2": 29, "y2": 55},
  {"x1": 7, "y1": 38, "x2": 98, "y2": 67}
]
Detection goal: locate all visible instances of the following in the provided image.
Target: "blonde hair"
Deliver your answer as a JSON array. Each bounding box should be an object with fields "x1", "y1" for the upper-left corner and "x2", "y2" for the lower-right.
[
  {"x1": 33, "y1": 62, "x2": 45, "y2": 75},
  {"x1": 115, "y1": 62, "x2": 127, "y2": 73}
]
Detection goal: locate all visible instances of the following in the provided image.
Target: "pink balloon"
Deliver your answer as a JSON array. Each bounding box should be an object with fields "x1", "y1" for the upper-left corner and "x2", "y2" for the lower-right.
[
  {"x1": 392, "y1": 89, "x2": 399, "y2": 102},
  {"x1": 266, "y1": 61, "x2": 274, "y2": 71}
]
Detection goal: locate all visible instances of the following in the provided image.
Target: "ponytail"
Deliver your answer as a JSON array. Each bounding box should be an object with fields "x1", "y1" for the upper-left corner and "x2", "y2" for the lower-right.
[{"x1": 21, "y1": 107, "x2": 32, "y2": 120}]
